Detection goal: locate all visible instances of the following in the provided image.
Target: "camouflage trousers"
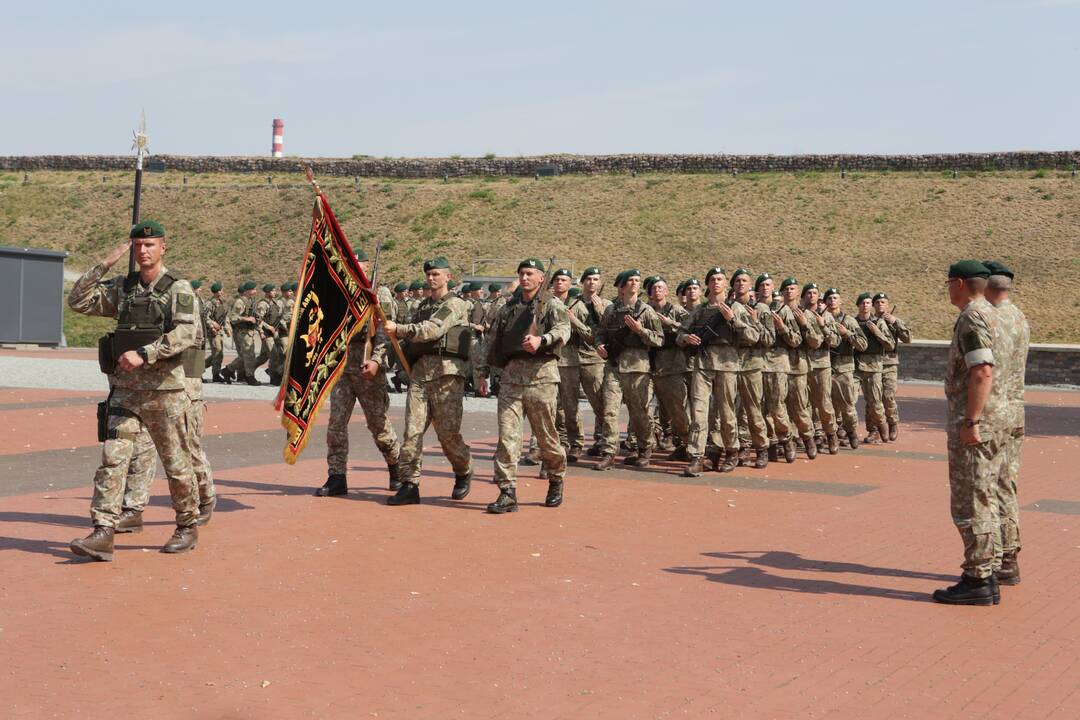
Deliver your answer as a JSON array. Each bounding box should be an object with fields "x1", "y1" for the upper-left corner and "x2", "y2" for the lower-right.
[
  {"x1": 494, "y1": 381, "x2": 566, "y2": 489},
  {"x1": 688, "y1": 369, "x2": 737, "y2": 457},
  {"x1": 807, "y1": 366, "x2": 836, "y2": 436},
  {"x1": 268, "y1": 336, "x2": 288, "y2": 382},
  {"x1": 398, "y1": 374, "x2": 472, "y2": 485},
  {"x1": 880, "y1": 365, "x2": 899, "y2": 427},
  {"x1": 578, "y1": 363, "x2": 607, "y2": 448},
  {"x1": 557, "y1": 365, "x2": 585, "y2": 451},
  {"x1": 90, "y1": 389, "x2": 199, "y2": 528},
  {"x1": 857, "y1": 369, "x2": 886, "y2": 431},
  {"x1": 226, "y1": 329, "x2": 258, "y2": 379},
  {"x1": 206, "y1": 334, "x2": 226, "y2": 376},
  {"x1": 653, "y1": 372, "x2": 691, "y2": 445},
  {"x1": 326, "y1": 364, "x2": 400, "y2": 475},
  {"x1": 762, "y1": 371, "x2": 794, "y2": 443},
  {"x1": 123, "y1": 398, "x2": 215, "y2": 512},
  {"x1": 603, "y1": 370, "x2": 654, "y2": 456},
  {"x1": 785, "y1": 372, "x2": 814, "y2": 438},
  {"x1": 831, "y1": 365, "x2": 859, "y2": 434},
  {"x1": 253, "y1": 333, "x2": 271, "y2": 370},
  {"x1": 738, "y1": 370, "x2": 768, "y2": 450},
  {"x1": 947, "y1": 429, "x2": 1005, "y2": 579},
  {"x1": 594, "y1": 365, "x2": 624, "y2": 455},
  {"x1": 995, "y1": 429, "x2": 1024, "y2": 562}
]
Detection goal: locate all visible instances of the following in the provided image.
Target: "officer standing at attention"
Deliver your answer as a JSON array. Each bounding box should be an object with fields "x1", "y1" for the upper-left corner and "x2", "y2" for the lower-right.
[
  {"x1": 477, "y1": 258, "x2": 570, "y2": 513},
  {"x1": 382, "y1": 257, "x2": 474, "y2": 505},
  {"x1": 67, "y1": 220, "x2": 202, "y2": 560},
  {"x1": 983, "y1": 260, "x2": 1029, "y2": 587},
  {"x1": 934, "y1": 260, "x2": 1007, "y2": 606}
]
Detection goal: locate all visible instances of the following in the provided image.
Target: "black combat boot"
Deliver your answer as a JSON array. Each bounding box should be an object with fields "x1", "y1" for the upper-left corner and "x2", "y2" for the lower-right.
[
  {"x1": 888, "y1": 422, "x2": 899, "y2": 441},
  {"x1": 593, "y1": 454, "x2": 615, "y2": 471},
  {"x1": 802, "y1": 436, "x2": 818, "y2": 460},
  {"x1": 387, "y1": 481, "x2": 420, "y2": 506},
  {"x1": 877, "y1": 423, "x2": 890, "y2": 443},
  {"x1": 115, "y1": 509, "x2": 143, "y2": 534},
  {"x1": 682, "y1": 457, "x2": 704, "y2": 478},
  {"x1": 220, "y1": 368, "x2": 234, "y2": 384},
  {"x1": 245, "y1": 376, "x2": 261, "y2": 386},
  {"x1": 162, "y1": 525, "x2": 199, "y2": 554},
  {"x1": 388, "y1": 464, "x2": 402, "y2": 492},
  {"x1": 754, "y1": 447, "x2": 769, "y2": 469},
  {"x1": 932, "y1": 574, "x2": 1000, "y2": 606},
  {"x1": 738, "y1": 447, "x2": 752, "y2": 467},
  {"x1": 767, "y1": 444, "x2": 780, "y2": 463},
  {"x1": 544, "y1": 481, "x2": 563, "y2": 508},
  {"x1": 197, "y1": 497, "x2": 217, "y2": 526},
  {"x1": 863, "y1": 427, "x2": 881, "y2": 445},
  {"x1": 827, "y1": 433, "x2": 840, "y2": 455},
  {"x1": 847, "y1": 427, "x2": 859, "y2": 450},
  {"x1": 631, "y1": 450, "x2": 652, "y2": 468},
  {"x1": 212, "y1": 372, "x2": 225, "y2": 383},
  {"x1": 586, "y1": 445, "x2": 603, "y2": 457},
  {"x1": 783, "y1": 438, "x2": 797, "y2": 464},
  {"x1": 70, "y1": 526, "x2": 115, "y2": 562},
  {"x1": 995, "y1": 552, "x2": 1021, "y2": 586},
  {"x1": 452, "y1": 470, "x2": 472, "y2": 500},
  {"x1": 486, "y1": 487, "x2": 518, "y2": 514},
  {"x1": 705, "y1": 447, "x2": 722, "y2": 472},
  {"x1": 719, "y1": 449, "x2": 739, "y2": 473},
  {"x1": 315, "y1": 473, "x2": 348, "y2": 497},
  {"x1": 566, "y1": 446, "x2": 582, "y2": 463},
  {"x1": 668, "y1": 446, "x2": 690, "y2": 462}
]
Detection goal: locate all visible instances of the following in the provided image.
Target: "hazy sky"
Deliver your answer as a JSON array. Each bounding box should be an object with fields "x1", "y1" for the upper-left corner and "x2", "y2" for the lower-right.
[{"x1": 3, "y1": 0, "x2": 1078, "y2": 157}]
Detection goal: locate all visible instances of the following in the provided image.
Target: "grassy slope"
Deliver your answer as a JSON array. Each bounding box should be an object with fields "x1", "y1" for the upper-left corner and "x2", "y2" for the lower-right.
[{"x1": 2, "y1": 169, "x2": 1077, "y2": 344}]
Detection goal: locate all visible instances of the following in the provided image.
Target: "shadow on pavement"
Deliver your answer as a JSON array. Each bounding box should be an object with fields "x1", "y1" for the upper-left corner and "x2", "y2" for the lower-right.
[
  {"x1": 702, "y1": 550, "x2": 955, "y2": 582},
  {"x1": 0, "y1": 511, "x2": 88, "y2": 528}
]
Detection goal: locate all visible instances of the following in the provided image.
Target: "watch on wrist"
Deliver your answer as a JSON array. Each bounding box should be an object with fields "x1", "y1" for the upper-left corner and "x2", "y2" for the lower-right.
[
  {"x1": 962, "y1": 418, "x2": 980, "y2": 428},
  {"x1": 136, "y1": 347, "x2": 149, "y2": 362}
]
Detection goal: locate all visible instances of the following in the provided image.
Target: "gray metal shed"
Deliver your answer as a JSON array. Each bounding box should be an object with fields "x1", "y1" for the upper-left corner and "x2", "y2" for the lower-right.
[{"x1": 0, "y1": 246, "x2": 68, "y2": 345}]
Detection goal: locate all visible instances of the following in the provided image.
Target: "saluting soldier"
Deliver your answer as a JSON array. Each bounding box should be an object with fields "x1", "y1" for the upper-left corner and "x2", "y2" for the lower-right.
[
  {"x1": 477, "y1": 258, "x2": 570, "y2": 513},
  {"x1": 854, "y1": 292, "x2": 895, "y2": 444},
  {"x1": 732, "y1": 269, "x2": 769, "y2": 468},
  {"x1": 824, "y1": 288, "x2": 868, "y2": 448},
  {"x1": 382, "y1": 257, "x2": 474, "y2": 505},
  {"x1": 755, "y1": 273, "x2": 800, "y2": 463},
  {"x1": 802, "y1": 283, "x2": 841, "y2": 454},
  {"x1": 872, "y1": 292, "x2": 911, "y2": 441},
  {"x1": 778, "y1": 278, "x2": 819, "y2": 459},
  {"x1": 933, "y1": 261, "x2": 1007, "y2": 606},
  {"x1": 648, "y1": 278, "x2": 693, "y2": 457},
  {"x1": 67, "y1": 220, "x2": 203, "y2": 560}
]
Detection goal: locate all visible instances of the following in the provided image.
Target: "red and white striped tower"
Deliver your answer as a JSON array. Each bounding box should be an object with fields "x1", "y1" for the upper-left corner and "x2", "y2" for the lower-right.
[{"x1": 271, "y1": 119, "x2": 284, "y2": 157}]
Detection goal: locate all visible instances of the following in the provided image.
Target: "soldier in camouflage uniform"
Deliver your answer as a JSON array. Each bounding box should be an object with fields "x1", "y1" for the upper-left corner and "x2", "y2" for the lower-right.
[
  {"x1": 477, "y1": 258, "x2": 571, "y2": 513},
  {"x1": 67, "y1": 220, "x2": 202, "y2": 561},
  {"x1": 549, "y1": 269, "x2": 587, "y2": 460},
  {"x1": 223, "y1": 281, "x2": 259, "y2": 385},
  {"x1": 984, "y1": 260, "x2": 1029, "y2": 586},
  {"x1": 594, "y1": 269, "x2": 663, "y2": 469},
  {"x1": 933, "y1": 260, "x2": 1007, "y2": 606},
  {"x1": 252, "y1": 284, "x2": 279, "y2": 380},
  {"x1": 382, "y1": 257, "x2": 474, "y2": 505},
  {"x1": 825, "y1": 288, "x2": 868, "y2": 448},
  {"x1": 648, "y1": 278, "x2": 693, "y2": 458},
  {"x1": 565, "y1": 268, "x2": 611, "y2": 458},
  {"x1": 872, "y1": 292, "x2": 911, "y2": 441},
  {"x1": 802, "y1": 283, "x2": 841, "y2": 454},
  {"x1": 316, "y1": 250, "x2": 402, "y2": 497},
  {"x1": 733, "y1": 269, "x2": 770, "y2": 469},
  {"x1": 854, "y1": 292, "x2": 895, "y2": 444},
  {"x1": 776, "y1": 278, "x2": 820, "y2": 460},
  {"x1": 266, "y1": 282, "x2": 292, "y2": 386},
  {"x1": 755, "y1": 273, "x2": 800, "y2": 463},
  {"x1": 204, "y1": 281, "x2": 231, "y2": 382}
]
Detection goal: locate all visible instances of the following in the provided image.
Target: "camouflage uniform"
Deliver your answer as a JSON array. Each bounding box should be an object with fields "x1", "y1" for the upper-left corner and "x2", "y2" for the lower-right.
[
  {"x1": 855, "y1": 315, "x2": 894, "y2": 434},
  {"x1": 597, "y1": 297, "x2": 664, "y2": 456},
  {"x1": 878, "y1": 313, "x2": 912, "y2": 428},
  {"x1": 829, "y1": 310, "x2": 868, "y2": 437},
  {"x1": 225, "y1": 293, "x2": 257, "y2": 380},
  {"x1": 785, "y1": 305, "x2": 819, "y2": 441},
  {"x1": 650, "y1": 301, "x2": 692, "y2": 447},
  {"x1": 396, "y1": 293, "x2": 473, "y2": 485},
  {"x1": 480, "y1": 295, "x2": 570, "y2": 489},
  {"x1": 992, "y1": 300, "x2": 1029, "y2": 564},
  {"x1": 945, "y1": 297, "x2": 1006, "y2": 579},
  {"x1": 806, "y1": 308, "x2": 840, "y2": 438},
  {"x1": 555, "y1": 297, "x2": 585, "y2": 453},
  {"x1": 268, "y1": 294, "x2": 290, "y2": 384},
  {"x1": 736, "y1": 302, "x2": 769, "y2": 451},
  {"x1": 204, "y1": 294, "x2": 230, "y2": 378},
  {"x1": 757, "y1": 302, "x2": 799, "y2": 445},
  {"x1": 252, "y1": 294, "x2": 275, "y2": 373},
  {"x1": 566, "y1": 293, "x2": 611, "y2": 450},
  {"x1": 68, "y1": 263, "x2": 201, "y2": 529}
]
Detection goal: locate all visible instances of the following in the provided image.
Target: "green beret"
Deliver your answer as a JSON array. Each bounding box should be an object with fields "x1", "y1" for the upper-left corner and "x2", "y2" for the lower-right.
[
  {"x1": 803, "y1": 283, "x2": 819, "y2": 296},
  {"x1": 353, "y1": 246, "x2": 368, "y2": 262},
  {"x1": 705, "y1": 266, "x2": 726, "y2": 282},
  {"x1": 567, "y1": 287, "x2": 582, "y2": 298},
  {"x1": 948, "y1": 260, "x2": 990, "y2": 280},
  {"x1": 823, "y1": 287, "x2": 840, "y2": 299},
  {"x1": 241, "y1": 280, "x2": 257, "y2": 292},
  {"x1": 517, "y1": 258, "x2": 545, "y2": 273},
  {"x1": 130, "y1": 220, "x2": 165, "y2": 239},
  {"x1": 683, "y1": 278, "x2": 700, "y2": 289},
  {"x1": 190, "y1": 280, "x2": 202, "y2": 290},
  {"x1": 779, "y1": 277, "x2": 799, "y2": 291},
  {"x1": 754, "y1": 272, "x2": 772, "y2": 289},
  {"x1": 872, "y1": 292, "x2": 888, "y2": 302},
  {"x1": 614, "y1": 268, "x2": 641, "y2": 288},
  {"x1": 448, "y1": 279, "x2": 458, "y2": 289},
  {"x1": 409, "y1": 280, "x2": 425, "y2": 291},
  {"x1": 579, "y1": 266, "x2": 601, "y2": 282},
  {"x1": 642, "y1": 275, "x2": 662, "y2": 293},
  {"x1": 210, "y1": 282, "x2": 222, "y2": 293},
  {"x1": 730, "y1": 268, "x2": 751, "y2": 283},
  {"x1": 551, "y1": 268, "x2": 572, "y2": 280},
  {"x1": 280, "y1": 282, "x2": 290, "y2": 291},
  {"x1": 423, "y1": 256, "x2": 451, "y2": 272},
  {"x1": 394, "y1": 282, "x2": 408, "y2": 293},
  {"x1": 856, "y1": 292, "x2": 873, "y2": 305},
  {"x1": 488, "y1": 282, "x2": 502, "y2": 292},
  {"x1": 983, "y1": 260, "x2": 1014, "y2": 279},
  {"x1": 771, "y1": 290, "x2": 782, "y2": 300},
  {"x1": 262, "y1": 283, "x2": 275, "y2": 292}
]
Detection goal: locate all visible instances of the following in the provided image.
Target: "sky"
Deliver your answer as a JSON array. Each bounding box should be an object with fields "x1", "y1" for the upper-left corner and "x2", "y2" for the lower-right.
[{"x1": 2, "y1": 0, "x2": 1078, "y2": 157}]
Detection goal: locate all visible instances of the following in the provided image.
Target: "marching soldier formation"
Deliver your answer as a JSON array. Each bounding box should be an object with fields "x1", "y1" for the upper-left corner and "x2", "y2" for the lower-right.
[{"x1": 66, "y1": 222, "x2": 1031, "y2": 607}]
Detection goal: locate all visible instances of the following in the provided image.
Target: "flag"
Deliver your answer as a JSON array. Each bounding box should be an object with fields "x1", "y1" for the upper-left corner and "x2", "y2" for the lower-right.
[{"x1": 277, "y1": 192, "x2": 375, "y2": 464}]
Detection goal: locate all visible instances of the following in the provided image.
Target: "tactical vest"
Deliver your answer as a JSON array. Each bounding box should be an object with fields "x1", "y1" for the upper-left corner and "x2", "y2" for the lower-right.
[
  {"x1": 606, "y1": 302, "x2": 647, "y2": 348},
  {"x1": 831, "y1": 313, "x2": 855, "y2": 356},
  {"x1": 655, "y1": 303, "x2": 680, "y2": 348},
  {"x1": 494, "y1": 298, "x2": 557, "y2": 365},
  {"x1": 404, "y1": 299, "x2": 472, "y2": 363},
  {"x1": 693, "y1": 304, "x2": 734, "y2": 346},
  {"x1": 265, "y1": 298, "x2": 282, "y2": 328},
  {"x1": 857, "y1": 317, "x2": 884, "y2": 354}
]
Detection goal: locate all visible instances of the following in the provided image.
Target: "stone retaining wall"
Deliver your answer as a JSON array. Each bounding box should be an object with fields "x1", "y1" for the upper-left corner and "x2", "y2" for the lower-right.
[
  {"x1": 2, "y1": 151, "x2": 1078, "y2": 178},
  {"x1": 898, "y1": 340, "x2": 1079, "y2": 387}
]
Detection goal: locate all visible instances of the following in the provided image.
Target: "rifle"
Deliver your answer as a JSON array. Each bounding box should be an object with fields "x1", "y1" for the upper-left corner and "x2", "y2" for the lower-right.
[
  {"x1": 363, "y1": 241, "x2": 382, "y2": 365},
  {"x1": 602, "y1": 301, "x2": 646, "y2": 365},
  {"x1": 686, "y1": 301, "x2": 735, "y2": 353},
  {"x1": 128, "y1": 111, "x2": 148, "y2": 274},
  {"x1": 529, "y1": 255, "x2": 557, "y2": 336}
]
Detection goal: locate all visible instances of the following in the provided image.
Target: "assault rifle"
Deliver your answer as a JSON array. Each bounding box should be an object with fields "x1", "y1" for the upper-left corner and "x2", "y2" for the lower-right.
[
  {"x1": 685, "y1": 301, "x2": 736, "y2": 353},
  {"x1": 602, "y1": 301, "x2": 646, "y2": 364},
  {"x1": 529, "y1": 255, "x2": 557, "y2": 336}
]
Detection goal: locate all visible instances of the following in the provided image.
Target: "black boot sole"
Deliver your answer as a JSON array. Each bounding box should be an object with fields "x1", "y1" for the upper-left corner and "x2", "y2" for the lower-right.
[
  {"x1": 451, "y1": 487, "x2": 471, "y2": 500},
  {"x1": 486, "y1": 504, "x2": 518, "y2": 514},
  {"x1": 315, "y1": 487, "x2": 348, "y2": 497},
  {"x1": 161, "y1": 542, "x2": 198, "y2": 554}
]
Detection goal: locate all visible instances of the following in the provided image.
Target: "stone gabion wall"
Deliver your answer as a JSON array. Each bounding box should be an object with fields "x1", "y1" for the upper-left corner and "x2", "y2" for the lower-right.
[
  {"x1": 2, "y1": 151, "x2": 1078, "y2": 178},
  {"x1": 899, "y1": 341, "x2": 1080, "y2": 387}
]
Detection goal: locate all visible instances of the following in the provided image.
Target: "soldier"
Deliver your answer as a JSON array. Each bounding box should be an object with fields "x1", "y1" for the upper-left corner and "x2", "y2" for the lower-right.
[
  {"x1": 593, "y1": 269, "x2": 663, "y2": 469},
  {"x1": 824, "y1": 288, "x2": 867, "y2": 448},
  {"x1": 933, "y1": 261, "x2": 1006, "y2": 606},
  {"x1": 567, "y1": 268, "x2": 611, "y2": 458},
  {"x1": 872, "y1": 292, "x2": 911, "y2": 441},
  {"x1": 984, "y1": 260, "x2": 1029, "y2": 586},
  {"x1": 681, "y1": 278, "x2": 703, "y2": 310},
  {"x1": 316, "y1": 250, "x2": 402, "y2": 497},
  {"x1": 648, "y1": 278, "x2": 693, "y2": 457},
  {"x1": 204, "y1": 281, "x2": 230, "y2": 383},
  {"x1": 252, "y1": 284, "x2": 280, "y2": 381},
  {"x1": 477, "y1": 259, "x2": 570, "y2": 512},
  {"x1": 465, "y1": 281, "x2": 489, "y2": 394},
  {"x1": 382, "y1": 257, "x2": 474, "y2": 505},
  {"x1": 802, "y1": 283, "x2": 841, "y2": 454},
  {"x1": 732, "y1": 269, "x2": 769, "y2": 468},
  {"x1": 406, "y1": 279, "x2": 424, "y2": 319},
  {"x1": 549, "y1": 268, "x2": 587, "y2": 459},
  {"x1": 777, "y1": 278, "x2": 819, "y2": 459},
  {"x1": 67, "y1": 220, "x2": 202, "y2": 560},
  {"x1": 223, "y1": 281, "x2": 259, "y2": 385},
  {"x1": 854, "y1": 292, "x2": 894, "y2": 443},
  {"x1": 267, "y1": 282, "x2": 292, "y2": 386},
  {"x1": 393, "y1": 282, "x2": 410, "y2": 321},
  {"x1": 755, "y1": 273, "x2": 800, "y2": 463}
]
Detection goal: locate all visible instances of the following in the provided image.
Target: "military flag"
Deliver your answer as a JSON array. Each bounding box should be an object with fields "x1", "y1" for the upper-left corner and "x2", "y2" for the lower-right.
[{"x1": 276, "y1": 175, "x2": 376, "y2": 464}]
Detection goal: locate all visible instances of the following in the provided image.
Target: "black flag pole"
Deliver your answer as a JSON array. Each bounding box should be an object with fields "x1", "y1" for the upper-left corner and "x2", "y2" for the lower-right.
[{"x1": 129, "y1": 111, "x2": 148, "y2": 274}]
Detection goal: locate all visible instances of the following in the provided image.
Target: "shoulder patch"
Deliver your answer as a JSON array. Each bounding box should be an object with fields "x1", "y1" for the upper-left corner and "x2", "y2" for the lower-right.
[{"x1": 176, "y1": 293, "x2": 194, "y2": 313}]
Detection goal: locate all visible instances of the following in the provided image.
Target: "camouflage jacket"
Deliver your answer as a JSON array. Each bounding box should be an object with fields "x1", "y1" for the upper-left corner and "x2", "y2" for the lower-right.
[
  {"x1": 829, "y1": 311, "x2": 868, "y2": 371},
  {"x1": 677, "y1": 300, "x2": 760, "y2": 373},
  {"x1": 206, "y1": 296, "x2": 230, "y2": 336},
  {"x1": 479, "y1": 295, "x2": 570, "y2": 386},
  {"x1": 565, "y1": 294, "x2": 609, "y2": 366},
  {"x1": 878, "y1": 313, "x2": 912, "y2": 367},
  {"x1": 651, "y1": 301, "x2": 692, "y2": 376},
  {"x1": 397, "y1": 293, "x2": 471, "y2": 382},
  {"x1": 945, "y1": 297, "x2": 1005, "y2": 436},
  {"x1": 804, "y1": 307, "x2": 840, "y2": 370},
  {"x1": 854, "y1": 315, "x2": 895, "y2": 373},
  {"x1": 993, "y1": 300, "x2": 1029, "y2": 431},
  {"x1": 597, "y1": 296, "x2": 664, "y2": 374},
  {"x1": 758, "y1": 303, "x2": 799, "y2": 374}
]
